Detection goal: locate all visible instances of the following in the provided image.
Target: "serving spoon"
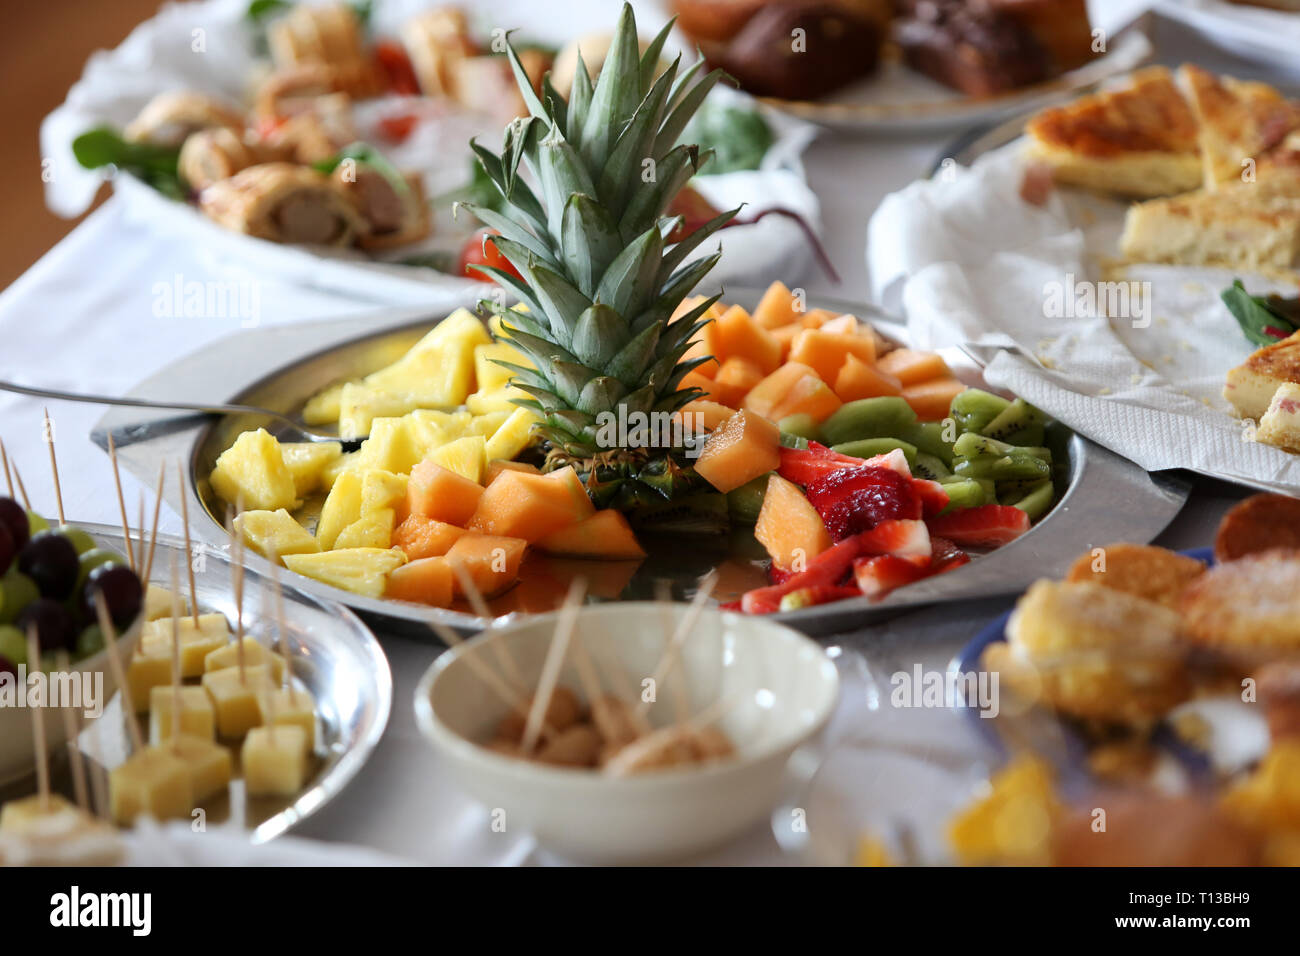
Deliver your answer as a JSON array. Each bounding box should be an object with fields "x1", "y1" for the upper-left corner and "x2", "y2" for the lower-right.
[{"x1": 0, "y1": 380, "x2": 362, "y2": 450}]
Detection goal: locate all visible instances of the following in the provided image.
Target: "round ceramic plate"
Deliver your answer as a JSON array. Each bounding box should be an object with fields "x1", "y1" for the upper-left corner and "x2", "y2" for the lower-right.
[
  {"x1": 93, "y1": 290, "x2": 1189, "y2": 637},
  {"x1": 0, "y1": 522, "x2": 392, "y2": 844}
]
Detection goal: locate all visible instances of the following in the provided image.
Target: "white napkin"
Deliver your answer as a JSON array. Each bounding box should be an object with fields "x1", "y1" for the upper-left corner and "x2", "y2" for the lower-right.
[
  {"x1": 866, "y1": 141, "x2": 1300, "y2": 495},
  {"x1": 40, "y1": 0, "x2": 823, "y2": 302}
]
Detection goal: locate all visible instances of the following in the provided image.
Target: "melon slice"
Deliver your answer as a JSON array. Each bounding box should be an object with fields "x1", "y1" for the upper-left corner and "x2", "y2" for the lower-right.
[
  {"x1": 902, "y1": 377, "x2": 967, "y2": 421},
  {"x1": 768, "y1": 373, "x2": 842, "y2": 424},
  {"x1": 754, "y1": 474, "x2": 832, "y2": 572},
  {"x1": 834, "y1": 354, "x2": 902, "y2": 401},
  {"x1": 771, "y1": 323, "x2": 801, "y2": 361},
  {"x1": 694, "y1": 409, "x2": 782, "y2": 493},
  {"x1": 407, "y1": 460, "x2": 484, "y2": 526},
  {"x1": 789, "y1": 329, "x2": 877, "y2": 384},
  {"x1": 752, "y1": 281, "x2": 798, "y2": 329},
  {"x1": 485, "y1": 459, "x2": 542, "y2": 484},
  {"x1": 743, "y1": 362, "x2": 819, "y2": 421},
  {"x1": 386, "y1": 557, "x2": 454, "y2": 607},
  {"x1": 876, "y1": 348, "x2": 951, "y2": 386},
  {"x1": 468, "y1": 468, "x2": 592, "y2": 541},
  {"x1": 445, "y1": 533, "x2": 527, "y2": 597},
  {"x1": 677, "y1": 399, "x2": 737, "y2": 432},
  {"x1": 536, "y1": 510, "x2": 646, "y2": 559},
  {"x1": 393, "y1": 515, "x2": 467, "y2": 559},
  {"x1": 714, "y1": 305, "x2": 782, "y2": 374},
  {"x1": 712, "y1": 357, "x2": 763, "y2": 407}
]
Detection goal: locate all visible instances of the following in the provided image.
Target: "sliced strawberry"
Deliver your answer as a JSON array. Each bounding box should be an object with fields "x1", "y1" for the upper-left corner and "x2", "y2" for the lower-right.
[
  {"x1": 777, "y1": 444, "x2": 861, "y2": 485},
  {"x1": 861, "y1": 448, "x2": 912, "y2": 477},
  {"x1": 912, "y1": 479, "x2": 950, "y2": 517},
  {"x1": 805, "y1": 466, "x2": 922, "y2": 540},
  {"x1": 853, "y1": 554, "x2": 932, "y2": 597},
  {"x1": 929, "y1": 536, "x2": 971, "y2": 571},
  {"x1": 856, "y1": 518, "x2": 931, "y2": 564},
  {"x1": 768, "y1": 564, "x2": 796, "y2": 586},
  {"x1": 741, "y1": 535, "x2": 865, "y2": 613},
  {"x1": 926, "y1": 504, "x2": 1030, "y2": 548},
  {"x1": 777, "y1": 584, "x2": 862, "y2": 611}
]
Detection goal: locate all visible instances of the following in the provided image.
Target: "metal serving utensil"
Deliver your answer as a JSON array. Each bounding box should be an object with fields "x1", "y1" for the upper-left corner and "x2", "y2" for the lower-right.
[{"x1": 0, "y1": 379, "x2": 360, "y2": 451}]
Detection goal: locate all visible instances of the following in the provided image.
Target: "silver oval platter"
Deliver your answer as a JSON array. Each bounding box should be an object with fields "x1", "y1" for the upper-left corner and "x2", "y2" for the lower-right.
[
  {"x1": 0, "y1": 523, "x2": 392, "y2": 843},
  {"x1": 93, "y1": 291, "x2": 1189, "y2": 636}
]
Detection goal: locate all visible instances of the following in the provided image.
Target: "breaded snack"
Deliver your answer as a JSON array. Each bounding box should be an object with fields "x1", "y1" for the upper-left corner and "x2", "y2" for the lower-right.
[
  {"x1": 1065, "y1": 542, "x2": 1205, "y2": 608},
  {"x1": 1179, "y1": 549, "x2": 1300, "y2": 655},
  {"x1": 1215, "y1": 493, "x2": 1300, "y2": 563},
  {"x1": 997, "y1": 579, "x2": 1190, "y2": 726}
]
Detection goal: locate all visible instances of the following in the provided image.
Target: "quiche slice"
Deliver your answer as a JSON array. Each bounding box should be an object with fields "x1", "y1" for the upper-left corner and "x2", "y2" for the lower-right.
[
  {"x1": 1224, "y1": 330, "x2": 1300, "y2": 422},
  {"x1": 1179, "y1": 64, "x2": 1300, "y2": 191},
  {"x1": 1024, "y1": 66, "x2": 1202, "y2": 198}
]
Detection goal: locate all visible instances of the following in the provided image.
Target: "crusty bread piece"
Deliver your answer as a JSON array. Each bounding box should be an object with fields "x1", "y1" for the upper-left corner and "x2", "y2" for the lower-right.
[
  {"x1": 1024, "y1": 67, "x2": 1202, "y2": 198},
  {"x1": 1065, "y1": 542, "x2": 1205, "y2": 609},
  {"x1": 1224, "y1": 331, "x2": 1300, "y2": 422}
]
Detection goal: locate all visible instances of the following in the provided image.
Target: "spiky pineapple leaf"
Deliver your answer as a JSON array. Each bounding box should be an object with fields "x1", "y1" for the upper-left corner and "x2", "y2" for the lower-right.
[
  {"x1": 596, "y1": 57, "x2": 679, "y2": 216},
  {"x1": 570, "y1": 303, "x2": 627, "y2": 368},
  {"x1": 537, "y1": 125, "x2": 596, "y2": 244},
  {"x1": 458, "y1": 202, "x2": 556, "y2": 268},
  {"x1": 561, "y1": 194, "x2": 622, "y2": 296},
  {"x1": 620, "y1": 144, "x2": 708, "y2": 241},
  {"x1": 659, "y1": 206, "x2": 742, "y2": 281},
  {"x1": 639, "y1": 17, "x2": 675, "y2": 91},
  {"x1": 606, "y1": 320, "x2": 663, "y2": 387},
  {"x1": 566, "y1": 50, "x2": 594, "y2": 146},
  {"x1": 595, "y1": 226, "x2": 662, "y2": 319},
  {"x1": 655, "y1": 68, "x2": 727, "y2": 157},
  {"x1": 502, "y1": 31, "x2": 551, "y2": 123},
  {"x1": 578, "y1": 4, "x2": 643, "y2": 170}
]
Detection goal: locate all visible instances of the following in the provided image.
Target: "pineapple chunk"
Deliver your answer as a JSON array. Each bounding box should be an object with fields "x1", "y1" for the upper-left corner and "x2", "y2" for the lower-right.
[
  {"x1": 486, "y1": 406, "x2": 541, "y2": 462},
  {"x1": 474, "y1": 341, "x2": 533, "y2": 393},
  {"x1": 282, "y1": 548, "x2": 407, "y2": 598},
  {"x1": 360, "y1": 470, "x2": 408, "y2": 516},
  {"x1": 301, "y1": 382, "x2": 349, "y2": 425},
  {"x1": 280, "y1": 442, "x2": 343, "y2": 496},
  {"x1": 235, "y1": 509, "x2": 320, "y2": 561},
  {"x1": 430, "y1": 435, "x2": 487, "y2": 484},
  {"x1": 467, "y1": 411, "x2": 511, "y2": 438},
  {"x1": 353, "y1": 417, "x2": 421, "y2": 474},
  {"x1": 210, "y1": 429, "x2": 297, "y2": 512},
  {"x1": 361, "y1": 309, "x2": 491, "y2": 408},
  {"x1": 407, "y1": 408, "x2": 471, "y2": 443},
  {"x1": 316, "y1": 471, "x2": 363, "y2": 550},
  {"x1": 319, "y1": 449, "x2": 360, "y2": 491},
  {"x1": 333, "y1": 509, "x2": 395, "y2": 549},
  {"x1": 466, "y1": 387, "x2": 528, "y2": 416},
  {"x1": 338, "y1": 384, "x2": 419, "y2": 441}
]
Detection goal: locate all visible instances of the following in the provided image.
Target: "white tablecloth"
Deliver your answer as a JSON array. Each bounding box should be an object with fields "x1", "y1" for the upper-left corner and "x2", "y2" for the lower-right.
[{"x1": 0, "y1": 0, "x2": 1260, "y2": 864}]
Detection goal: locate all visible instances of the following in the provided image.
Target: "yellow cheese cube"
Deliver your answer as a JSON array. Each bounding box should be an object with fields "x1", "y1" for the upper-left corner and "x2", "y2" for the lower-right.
[
  {"x1": 109, "y1": 748, "x2": 193, "y2": 825},
  {"x1": 201, "y1": 665, "x2": 274, "y2": 739},
  {"x1": 203, "y1": 637, "x2": 285, "y2": 681},
  {"x1": 143, "y1": 586, "x2": 188, "y2": 622},
  {"x1": 167, "y1": 735, "x2": 233, "y2": 801},
  {"x1": 257, "y1": 686, "x2": 317, "y2": 753},
  {"x1": 149, "y1": 686, "x2": 216, "y2": 743},
  {"x1": 140, "y1": 613, "x2": 231, "y2": 677},
  {"x1": 0, "y1": 794, "x2": 76, "y2": 832},
  {"x1": 126, "y1": 654, "x2": 173, "y2": 713},
  {"x1": 242, "y1": 725, "x2": 309, "y2": 797}
]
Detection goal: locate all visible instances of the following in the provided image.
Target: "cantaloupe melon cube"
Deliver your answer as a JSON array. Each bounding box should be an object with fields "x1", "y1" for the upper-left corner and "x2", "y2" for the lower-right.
[
  {"x1": 714, "y1": 305, "x2": 781, "y2": 374},
  {"x1": 834, "y1": 354, "x2": 902, "y2": 401},
  {"x1": 743, "y1": 362, "x2": 819, "y2": 421},
  {"x1": 407, "y1": 460, "x2": 484, "y2": 526},
  {"x1": 677, "y1": 369, "x2": 717, "y2": 403},
  {"x1": 280, "y1": 442, "x2": 343, "y2": 497},
  {"x1": 485, "y1": 407, "x2": 540, "y2": 462},
  {"x1": 799, "y1": 308, "x2": 837, "y2": 329},
  {"x1": 789, "y1": 329, "x2": 877, "y2": 384},
  {"x1": 210, "y1": 429, "x2": 297, "y2": 512},
  {"x1": 676, "y1": 400, "x2": 737, "y2": 432},
  {"x1": 282, "y1": 548, "x2": 407, "y2": 599},
  {"x1": 876, "y1": 348, "x2": 951, "y2": 386},
  {"x1": 769, "y1": 374, "x2": 843, "y2": 424},
  {"x1": 752, "y1": 281, "x2": 798, "y2": 329},
  {"x1": 694, "y1": 410, "x2": 782, "y2": 493},
  {"x1": 316, "y1": 470, "x2": 363, "y2": 550},
  {"x1": 902, "y1": 377, "x2": 967, "y2": 421},
  {"x1": 755, "y1": 474, "x2": 831, "y2": 572},
  {"x1": 536, "y1": 510, "x2": 645, "y2": 559},
  {"x1": 360, "y1": 469, "x2": 409, "y2": 518},
  {"x1": 235, "y1": 509, "x2": 320, "y2": 562},
  {"x1": 544, "y1": 467, "x2": 596, "y2": 521},
  {"x1": 771, "y1": 323, "x2": 801, "y2": 361},
  {"x1": 468, "y1": 469, "x2": 591, "y2": 541},
  {"x1": 820, "y1": 314, "x2": 859, "y2": 334},
  {"x1": 386, "y1": 556, "x2": 455, "y2": 606},
  {"x1": 430, "y1": 435, "x2": 487, "y2": 483},
  {"x1": 392, "y1": 515, "x2": 466, "y2": 559},
  {"x1": 445, "y1": 533, "x2": 527, "y2": 597},
  {"x1": 485, "y1": 460, "x2": 542, "y2": 484},
  {"x1": 712, "y1": 357, "x2": 764, "y2": 407},
  {"x1": 333, "y1": 509, "x2": 395, "y2": 550}
]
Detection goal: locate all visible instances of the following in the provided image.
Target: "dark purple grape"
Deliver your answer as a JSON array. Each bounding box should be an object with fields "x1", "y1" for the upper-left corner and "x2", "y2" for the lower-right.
[
  {"x1": 0, "y1": 498, "x2": 28, "y2": 553},
  {"x1": 15, "y1": 599, "x2": 76, "y2": 653},
  {"x1": 17, "y1": 530, "x2": 79, "y2": 600},
  {"x1": 0, "y1": 522, "x2": 12, "y2": 578},
  {"x1": 0, "y1": 655, "x2": 13, "y2": 679},
  {"x1": 81, "y1": 563, "x2": 142, "y2": 630}
]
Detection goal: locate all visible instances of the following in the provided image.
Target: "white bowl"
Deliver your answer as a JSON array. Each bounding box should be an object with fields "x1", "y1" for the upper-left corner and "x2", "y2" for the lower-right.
[{"x1": 415, "y1": 603, "x2": 840, "y2": 864}]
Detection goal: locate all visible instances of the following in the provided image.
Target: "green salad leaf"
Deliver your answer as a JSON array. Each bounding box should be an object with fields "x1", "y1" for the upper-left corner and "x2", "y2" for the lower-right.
[
  {"x1": 681, "y1": 103, "x2": 774, "y2": 176},
  {"x1": 313, "y1": 141, "x2": 412, "y2": 201},
  {"x1": 1221, "y1": 279, "x2": 1300, "y2": 347},
  {"x1": 71, "y1": 127, "x2": 185, "y2": 198}
]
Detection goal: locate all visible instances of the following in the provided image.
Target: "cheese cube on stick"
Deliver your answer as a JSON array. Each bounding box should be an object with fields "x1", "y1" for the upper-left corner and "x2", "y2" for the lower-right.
[
  {"x1": 149, "y1": 686, "x2": 216, "y2": 743},
  {"x1": 203, "y1": 637, "x2": 286, "y2": 681},
  {"x1": 140, "y1": 613, "x2": 230, "y2": 677},
  {"x1": 126, "y1": 654, "x2": 172, "y2": 713},
  {"x1": 109, "y1": 749, "x2": 193, "y2": 825},
  {"x1": 257, "y1": 686, "x2": 317, "y2": 753},
  {"x1": 242, "y1": 725, "x2": 309, "y2": 796},
  {"x1": 168, "y1": 735, "x2": 233, "y2": 802},
  {"x1": 143, "y1": 585, "x2": 188, "y2": 622},
  {"x1": 201, "y1": 665, "x2": 274, "y2": 738}
]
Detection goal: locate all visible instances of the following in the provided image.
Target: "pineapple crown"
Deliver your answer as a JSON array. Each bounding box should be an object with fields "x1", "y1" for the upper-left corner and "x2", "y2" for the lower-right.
[{"x1": 458, "y1": 3, "x2": 741, "y2": 460}]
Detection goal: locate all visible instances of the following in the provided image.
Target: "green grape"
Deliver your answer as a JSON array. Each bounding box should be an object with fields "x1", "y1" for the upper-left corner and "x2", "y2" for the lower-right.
[
  {"x1": 56, "y1": 526, "x2": 97, "y2": 556},
  {"x1": 75, "y1": 624, "x2": 105, "y2": 661},
  {"x1": 0, "y1": 624, "x2": 26, "y2": 665},
  {"x1": 0, "y1": 571, "x2": 39, "y2": 625},
  {"x1": 75, "y1": 548, "x2": 121, "y2": 593},
  {"x1": 26, "y1": 511, "x2": 50, "y2": 537}
]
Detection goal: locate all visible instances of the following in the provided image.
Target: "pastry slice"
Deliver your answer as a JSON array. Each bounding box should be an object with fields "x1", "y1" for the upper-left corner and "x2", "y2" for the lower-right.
[
  {"x1": 332, "y1": 166, "x2": 431, "y2": 249},
  {"x1": 199, "y1": 163, "x2": 367, "y2": 246},
  {"x1": 179, "y1": 127, "x2": 260, "y2": 192},
  {"x1": 1224, "y1": 330, "x2": 1300, "y2": 421},
  {"x1": 267, "y1": 2, "x2": 382, "y2": 98},
  {"x1": 1180, "y1": 64, "x2": 1300, "y2": 191},
  {"x1": 401, "y1": 8, "x2": 478, "y2": 99},
  {"x1": 1024, "y1": 67, "x2": 1202, "y2": 198},
  {"x1": 123, "y1": 91, "x2": 244, "y2": 147},
  {"x1": 1257, "y1": 381, "x2": 1300, "y2": 453}
]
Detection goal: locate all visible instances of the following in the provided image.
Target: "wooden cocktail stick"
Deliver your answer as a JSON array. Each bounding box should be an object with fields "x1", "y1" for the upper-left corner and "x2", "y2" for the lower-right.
[
  {"x1": 656, "y1": 579, "x2": 690, "y2": 724},
  {"x1": 270, "y1": 563, "x2": 293, "y2": 703},
  {"x1": 175, "y1": 462, "x2": 199, "y2": 628},
  {"x1": 25, "y1": 626, "x2": 50, "y2": 810},
  {"x1": 634, "y1": 571, "x2": 717, "y2": 722},
  {"x1": 106, "y1": 433, "x2": 136, "y2": 572},
  {"x1": 94, "y1": 591, "x2": 144, "y2": 753},
  {"x1": 135, "y1": 495, "x2": 146, "y2": 577},
  {"x1": 86, "y1": 708, "x2": 109, "y2": 820},
  {"x1": 54, "y1": 650, "x2": 90, "y2": 812},
  {"x1": 226, "y1": 504, "x2": 247, "y2": 681},
  {"x1": 260, "y1": 581, "x2": 277, "y2": 745},
  {"x1": 603, "y1": 694, "x2": 739, "y2": 778},
  {"x1": 141, "y1": 463, "x2": 165, "y2": 587},
  {"x1": 169, "y1": 552, "x2": 183, "y2": 753},
  {"x1": 520, "y1": 579, "x2": 583, "y2": 755},
  {"x1": 11, "y1": 462, "x2": 31, "y2": 511},
  {"x1": 448, "y1": 559, "x2": 526, "y2": 694},
  {"x1": 42, "y1": 408, "x2": 65, "y2": 525},
  {"x1": 0, "y1": 436, "x2": 13, "y2": 497}
]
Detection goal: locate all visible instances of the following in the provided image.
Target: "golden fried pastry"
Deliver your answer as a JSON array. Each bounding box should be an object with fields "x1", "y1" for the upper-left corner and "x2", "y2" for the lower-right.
[
  {"x1": 1221, "y1": 740, "x2": 1300, "y2": 831},
  {"x1": 1179, "y1": 549, "x2": 1300, "y2": 658},
  {"x1": 1065, "y1": 542, "x2": 1205, "y2": 609},
  {"x1": 255, "y1": 64, "x2": 341, "y2": 120},
  {"x1": 333, "y1": 166, "x2": 431, "y2": 250},
  {"x1": 401, "y1": 7, "x2": 478, "y2": 99},
  {"x1": 1180, "y1": 64, "x2": 1300, "y2": 191},
  {"x1": 1053, "y1": 794, "x2": 1259, "y2": 866},
  {"x1": 1024, "y1": 67, "x2": 1202, "y2": 198},
  {"x1": 178, "y1": 127, "x2": 260, "y2": 192},
  {"x1": 1224, "y1": 330, "x2": 1300, "y2": 423},
  {"x1": 997, "y1": 579, "x2": 1190, "y2": 726},
  {"x1": 1215, "y1": 493, "x2": 1300, "y2": 563},
  {"x1": 199, "y1": 163, "x2": 367, "y2": 246},
  {"x1": 267, "y1": 2, "x2": 383, "y2": 99},
  {"x1": 123, "y1": 91, "x2": 244, "y2": 147}
]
